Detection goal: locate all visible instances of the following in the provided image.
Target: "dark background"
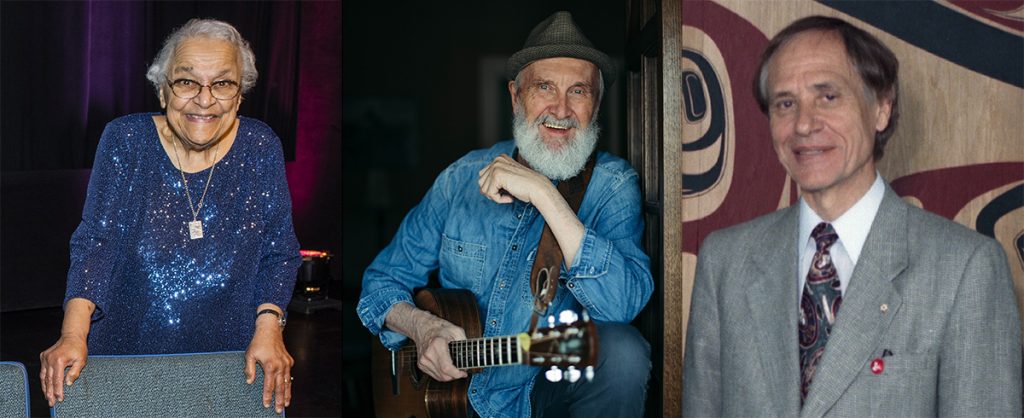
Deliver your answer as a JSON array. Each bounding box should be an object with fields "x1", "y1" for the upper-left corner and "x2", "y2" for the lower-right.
[
  {"x1": 1, "y1": 0, "x2": 633, "y2": 416},
  {"x1": 341, "y1": 1, "x2": 627, "y2": 292},
  {"x1": 341, "y1": 0, "x2": 630, "y2": 415},
  {"x1": 1, "y1": 1, "x2": 341, "y2": 416},
  {"x1": 1, "y1": 0, "x2": 340, "y2": 313}
]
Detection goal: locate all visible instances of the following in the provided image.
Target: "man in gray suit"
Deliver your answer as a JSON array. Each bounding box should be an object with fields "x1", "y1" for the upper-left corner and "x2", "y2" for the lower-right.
[{"x1": 682, "y1": 15, "x2": 1022, "y2": 417}]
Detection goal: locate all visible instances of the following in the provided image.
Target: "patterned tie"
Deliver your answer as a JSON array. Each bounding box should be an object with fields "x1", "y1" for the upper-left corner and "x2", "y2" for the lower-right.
[{"x1": 799, "y1": 222, "x2": 841, "y2": 403}]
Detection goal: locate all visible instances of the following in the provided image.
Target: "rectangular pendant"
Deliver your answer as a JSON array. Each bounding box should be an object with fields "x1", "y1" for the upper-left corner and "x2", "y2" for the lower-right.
[{"x1": 188, "y1": 220, "x2": 204, "y2": 240}]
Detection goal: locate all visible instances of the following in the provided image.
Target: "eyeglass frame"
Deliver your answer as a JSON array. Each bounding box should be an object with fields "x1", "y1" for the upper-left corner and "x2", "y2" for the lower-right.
[{"x1": 165, "y1": 78, "x2": 242, "y2": 101}]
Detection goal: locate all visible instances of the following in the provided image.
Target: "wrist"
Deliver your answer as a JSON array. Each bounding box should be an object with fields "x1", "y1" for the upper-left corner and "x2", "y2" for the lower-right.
[
  {"x1": 409, "y1": 313, "x2": 430, "y2": 342},
  {"x1": 59, "y1": 331, "x2": 88, "y2": 342},
  {"x1": 256, "y1": 308, "x2": 286, "y2": 329},
  {"x1": 533, "y1": 183, "x2": 565, "y2": 216}
]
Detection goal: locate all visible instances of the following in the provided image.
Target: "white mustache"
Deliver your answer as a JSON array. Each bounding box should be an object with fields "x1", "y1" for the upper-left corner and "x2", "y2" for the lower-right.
[{"x1": 535, "y1": 114, "x2": 579, "y2": 130}]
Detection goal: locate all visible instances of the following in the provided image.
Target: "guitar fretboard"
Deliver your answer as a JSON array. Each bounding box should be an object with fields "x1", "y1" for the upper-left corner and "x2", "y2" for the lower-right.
[{"x1": 448, "y1": 335, "x2": 522, "y2": 369}]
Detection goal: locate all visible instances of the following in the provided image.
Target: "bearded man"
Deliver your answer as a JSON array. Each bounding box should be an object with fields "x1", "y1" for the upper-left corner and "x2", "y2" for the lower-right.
[{"x1": 358, "y1": 11, "x2": 653, "y2": 418}]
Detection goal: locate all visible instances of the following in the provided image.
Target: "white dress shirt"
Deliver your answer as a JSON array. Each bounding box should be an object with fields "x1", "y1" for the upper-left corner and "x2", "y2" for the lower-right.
[{"x1": 797, "y1": 173, "x2": 885, "y2": 302}]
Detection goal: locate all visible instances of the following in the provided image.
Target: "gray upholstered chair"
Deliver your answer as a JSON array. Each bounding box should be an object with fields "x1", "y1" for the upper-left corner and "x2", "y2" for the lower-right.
[
  {"x1": 51, "y1": 351, "x2": 282, "y2": 417},
  {"x1": 0, "y1": 361, "x2": 29, "y2": 418}
]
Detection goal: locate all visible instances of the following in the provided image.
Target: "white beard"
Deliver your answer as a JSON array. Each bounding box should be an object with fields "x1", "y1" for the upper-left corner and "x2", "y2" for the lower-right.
[{"x1": 512, "y1": 106, "x2": 599, "y2": 181}]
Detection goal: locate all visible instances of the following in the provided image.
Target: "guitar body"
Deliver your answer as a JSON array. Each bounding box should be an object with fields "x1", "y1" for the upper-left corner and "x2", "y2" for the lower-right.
[
  {"x1": 371, "y1": 288, "x2": 482, "y2": 418},
  {"x1": 371, "y1": 287, "x2": 598, "y2": 418}
]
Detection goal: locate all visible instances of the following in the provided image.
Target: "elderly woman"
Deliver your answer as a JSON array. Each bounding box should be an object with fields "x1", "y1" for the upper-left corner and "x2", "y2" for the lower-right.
[{"x1": 39, "y1": 19, "x2": 300, "y2": 413}]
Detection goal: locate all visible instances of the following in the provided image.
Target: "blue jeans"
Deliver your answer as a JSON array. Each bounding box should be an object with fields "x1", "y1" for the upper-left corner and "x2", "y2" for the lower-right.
[{"x1": 530, "y1": 322, "x2": 651, "y2": 418}]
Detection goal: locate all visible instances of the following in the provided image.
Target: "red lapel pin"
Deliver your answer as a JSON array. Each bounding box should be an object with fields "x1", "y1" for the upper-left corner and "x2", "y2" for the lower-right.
[{"x1": 870, "y1": 358, "x2": 885, "y2": 375}]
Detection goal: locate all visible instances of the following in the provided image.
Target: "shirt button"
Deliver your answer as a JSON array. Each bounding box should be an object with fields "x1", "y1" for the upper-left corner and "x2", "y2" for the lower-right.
[
  {"x1": 516, "y1": 213, "x2": 522, "y2": 219},
  {"x1": 457, "y1": 245, "x2": 463, "y2": 252},
  {"x1": 472, "y1": 388, "x2": 478, "y2": 394},
  {"x1": 567, "y1": 282, "x2": 575, "y2": 288},
  {"x1": 511, "y1": 244, "x2": 518, "y2": 251},
  {"x1": 490, "y1": 319, "x2": 497, "y2": 326},
  {"x1": 499, "y1": 281, "x2": 505, "y2": 288}
]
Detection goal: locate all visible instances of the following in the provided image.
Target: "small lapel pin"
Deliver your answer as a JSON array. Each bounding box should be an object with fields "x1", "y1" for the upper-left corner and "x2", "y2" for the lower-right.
[
  {"x1": 870, "y1": 358, "x2": 885, "y2": 375},
  {"x1": 882, "y1": 349, "x2": 893, "y2": 358},
  {"x1": 880, "y1": 303, "x2": 889, "y2": 313}
]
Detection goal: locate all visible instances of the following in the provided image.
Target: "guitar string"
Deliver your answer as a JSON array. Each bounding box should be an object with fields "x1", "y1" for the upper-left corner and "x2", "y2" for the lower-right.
[
  {"x1": 396, "y1": 336, "x2": 526, "y2": 369},
  {"x1": 395, "y1": 334, "x2": 579, "y2": 368},
  {"x1": 397, "y1": 338, "x2": 522, "y2": 365}
]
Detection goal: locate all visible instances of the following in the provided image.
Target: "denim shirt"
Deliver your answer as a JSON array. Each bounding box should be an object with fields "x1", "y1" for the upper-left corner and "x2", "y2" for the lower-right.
[{"x1": 357, "y1": 140, "x2": 653, "y2": 418}]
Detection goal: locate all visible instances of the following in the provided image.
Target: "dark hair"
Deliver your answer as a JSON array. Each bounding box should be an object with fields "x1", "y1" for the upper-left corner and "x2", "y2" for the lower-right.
[{"x1": 753, "y1": 15, "x2": 899, "y2": 160}]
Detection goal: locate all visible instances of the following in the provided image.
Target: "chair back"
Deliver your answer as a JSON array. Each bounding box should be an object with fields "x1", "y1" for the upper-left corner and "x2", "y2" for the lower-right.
[
  {"x1": 52, "y1": 351, "x2": 281, "y2": 417},
  {"x1": 0, "y1": 361, "x2": 29, "y2": 418}
]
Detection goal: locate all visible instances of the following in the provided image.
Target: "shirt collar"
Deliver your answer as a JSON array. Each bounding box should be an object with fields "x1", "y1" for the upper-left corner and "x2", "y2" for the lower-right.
[{"x1": 799, "y1": 173, "x2": 885, "y2": 265}]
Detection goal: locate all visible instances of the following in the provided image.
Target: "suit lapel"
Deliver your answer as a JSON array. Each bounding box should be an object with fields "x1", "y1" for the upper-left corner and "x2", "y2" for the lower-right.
[
  {"x1": 800, "y1": 187, "x2": 909, "y2": 417},
  {"x1": 747, "y1": 207, "x2": 802, "y2": 416}
]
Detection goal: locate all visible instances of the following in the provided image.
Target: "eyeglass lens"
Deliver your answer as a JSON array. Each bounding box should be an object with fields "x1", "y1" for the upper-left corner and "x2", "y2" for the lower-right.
[{"x1": 170, "y1": 79, "x2": 239, "y2": 100}]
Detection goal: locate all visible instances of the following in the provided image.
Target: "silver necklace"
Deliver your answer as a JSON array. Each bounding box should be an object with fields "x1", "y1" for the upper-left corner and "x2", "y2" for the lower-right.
[{"x1": 171, "y1": 140, "x2": 219, "y2": 240}]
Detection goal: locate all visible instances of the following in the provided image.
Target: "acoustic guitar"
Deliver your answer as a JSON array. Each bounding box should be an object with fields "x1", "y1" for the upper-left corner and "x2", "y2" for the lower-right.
[{"x1": 370, "y1": 288, "x2": 599, "y2": 418}]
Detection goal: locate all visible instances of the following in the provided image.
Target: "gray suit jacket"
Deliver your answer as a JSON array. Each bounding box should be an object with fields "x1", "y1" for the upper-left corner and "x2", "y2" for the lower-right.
[{"x1": 682, "y1": 185, "x2": 1022, "y2": 417}]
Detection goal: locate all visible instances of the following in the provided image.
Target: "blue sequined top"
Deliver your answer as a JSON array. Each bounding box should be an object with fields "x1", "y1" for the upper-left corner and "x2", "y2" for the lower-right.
[{"x1": 65, "y1": 113, "x2": 301, "y2": 355}]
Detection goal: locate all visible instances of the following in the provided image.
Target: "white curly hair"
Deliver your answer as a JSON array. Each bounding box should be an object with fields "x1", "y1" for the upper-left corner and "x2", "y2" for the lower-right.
[{"x1": 145, "y1": 18, "x2": 257, "y2": 97}]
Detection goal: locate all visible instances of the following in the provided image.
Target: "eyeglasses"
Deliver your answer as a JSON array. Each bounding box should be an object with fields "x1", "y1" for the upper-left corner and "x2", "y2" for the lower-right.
[{"x1": 167, "y1": 78, "x2": 241, "y2": 100}]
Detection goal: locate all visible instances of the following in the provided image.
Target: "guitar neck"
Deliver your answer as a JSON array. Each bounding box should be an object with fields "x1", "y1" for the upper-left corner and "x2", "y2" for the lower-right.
[{"x1": 447, "y1": 333, "x2": 528, "y2": 370}]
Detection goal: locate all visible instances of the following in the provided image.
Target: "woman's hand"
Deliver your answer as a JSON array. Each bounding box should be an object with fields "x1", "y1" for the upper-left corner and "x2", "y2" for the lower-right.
[
  {"x1": 245, "y1": 306, "x2": 293, "y2": 414},
  {"x1": 39, "y1": 299, "x2": 95, "y2": 407},
  {"x1": 39, "y1": 334, "x2": 88, "y2": 406}
]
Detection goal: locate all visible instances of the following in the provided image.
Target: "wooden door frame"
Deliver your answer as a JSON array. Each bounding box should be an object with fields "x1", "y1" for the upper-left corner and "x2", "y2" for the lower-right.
[{"x1": 626, "y1": 0, "x2": 684, "y2": 416}]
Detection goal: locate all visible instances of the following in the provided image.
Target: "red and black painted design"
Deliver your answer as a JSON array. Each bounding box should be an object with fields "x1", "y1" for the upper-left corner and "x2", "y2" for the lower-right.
[
  {"x1": 681, "y1": 0, "x2": 786, "y2": 254},
  {"x1": 946, "y1": 1, "x2": 1024, "y2": 33},
  {"x1": 819, "y1": 0, "x2": 1023, "y2": 87},
  {"x1": 682, "y1": 2, "x2": 1023, "y2": 269},
  {"x1": 891, "y1": 163, "x2": 1023, "y2": 270}
]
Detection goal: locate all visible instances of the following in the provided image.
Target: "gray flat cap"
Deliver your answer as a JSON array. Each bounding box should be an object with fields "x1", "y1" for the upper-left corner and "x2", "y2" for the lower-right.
[{"x1": 506, "y1": 11, "x2": 615, "y2": 87}]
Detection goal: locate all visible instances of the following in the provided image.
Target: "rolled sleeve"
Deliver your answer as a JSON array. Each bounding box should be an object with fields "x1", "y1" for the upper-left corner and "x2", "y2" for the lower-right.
[
  {"x1": 357, "y1": 165, "x2": 453, "y2": 346},
  {"x1": 356, "y1": 288, "x2": 416, "y2": 349},
  {"x1": 561, "y1": 166, "x2": 652, "y2": 323},
  {"x1": 566, "y1": 227, "x2": 611, "y2": 279}
]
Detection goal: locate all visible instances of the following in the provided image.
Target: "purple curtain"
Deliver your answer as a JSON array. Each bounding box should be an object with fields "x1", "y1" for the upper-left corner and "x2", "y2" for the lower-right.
[
  {"x1": 1, "y1": 0, "x2": 300, "y2": 171},
  {"x1": 0, "y1": 0, "x2": 337, "y2": 312}
]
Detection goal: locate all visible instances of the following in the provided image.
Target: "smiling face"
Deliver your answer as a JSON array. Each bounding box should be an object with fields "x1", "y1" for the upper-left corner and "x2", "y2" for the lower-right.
[
  {"x1": 507, "y1": 57, "x2": 601, "y2": 180},
  {"x1": 509, "y1": 57, "x2": 599, "y2": 152},
  {"x1": 159, "y1": 37, "x2": 242, "y2": 150},
  {"x1": 766, "y1": 30, "x2": 892, "y2": 212}
]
